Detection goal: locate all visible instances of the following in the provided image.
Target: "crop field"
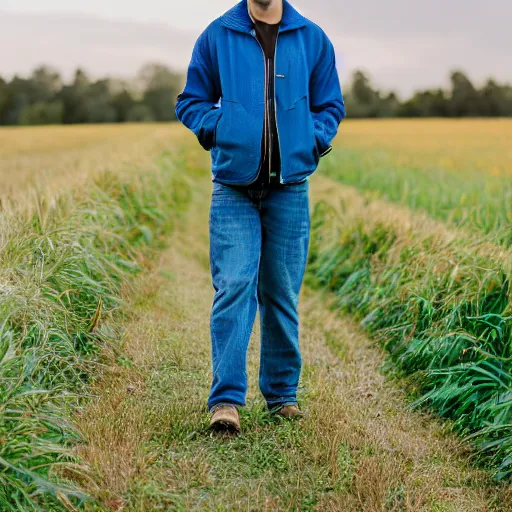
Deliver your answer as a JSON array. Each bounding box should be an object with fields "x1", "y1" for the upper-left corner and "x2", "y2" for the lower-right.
[
  {"x1": 0, "y1": 124, "x2": 188, "y2": 210},
  {"x1": 1, "y1": 121, "x2": 512, "y2": 511},
  {"x1": 323, "y1": 120, "x2": 512, "y2": 240}
]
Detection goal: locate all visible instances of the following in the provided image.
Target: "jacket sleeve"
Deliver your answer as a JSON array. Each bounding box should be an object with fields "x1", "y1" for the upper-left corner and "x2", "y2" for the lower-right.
[
  {"x1": 175, "y1": 27, "x2": 222, "y2": 151},
  {"x1": 309, "y1": 31, "x2": 346, "y2": 157}
]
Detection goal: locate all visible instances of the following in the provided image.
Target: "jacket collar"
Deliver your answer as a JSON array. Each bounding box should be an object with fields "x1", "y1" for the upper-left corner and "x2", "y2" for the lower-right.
[{"x1": 221, "y1": 0, "x2": 307, "y2": 34}]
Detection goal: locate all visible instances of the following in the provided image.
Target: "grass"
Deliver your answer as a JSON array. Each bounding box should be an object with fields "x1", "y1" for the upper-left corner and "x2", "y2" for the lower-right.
[
  {"x1": 0, "y1": 150, "x2": 191, "y2": 510},
  {"x1": 306, "y1": 174, "x2": 512, "y2": 480},
  {"x1": 0, "y1": 123, "x2": 189, "y2": 207},
  {"x1": 4, "y1": 120, "x2": 512, "y2": 509},
  {"x1": 308, "y1": 120, "x2": 512, "y2": 477},
  {"x1": 75, "y1": 165, "x2": 512, "y2": 511},
  {"x1": 325, "y1": 119, "x2": 512, "y2": 242}
]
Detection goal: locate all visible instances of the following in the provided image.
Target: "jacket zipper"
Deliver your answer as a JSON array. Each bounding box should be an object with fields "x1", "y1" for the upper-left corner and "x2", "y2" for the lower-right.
[
  {"x1": 237, "y1": 30, "x2": 267, "y2": 187},
  {"x1": 273, "y1": 30, "x2": 283, "y2": 184},
  {"x1": 233, "y1": 29, "x2": 283, "y2": 187},
  {"x1": 265, "y1": 54, "x2": 271, "y2": 184}
]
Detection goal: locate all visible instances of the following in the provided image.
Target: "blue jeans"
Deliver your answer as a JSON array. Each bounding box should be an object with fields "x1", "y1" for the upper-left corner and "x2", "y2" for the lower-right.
[{"x1": 208, "y1": 179, "x2": 311, "y2": 413}]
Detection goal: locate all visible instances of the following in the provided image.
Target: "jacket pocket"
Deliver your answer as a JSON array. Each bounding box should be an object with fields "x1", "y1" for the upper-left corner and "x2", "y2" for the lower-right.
[
  {"x1": 211, "y1": 98, "x2": 263, "y2": 183},
  {"x1": 281, "y1": 94, "x2": 319, "y2": 173}
]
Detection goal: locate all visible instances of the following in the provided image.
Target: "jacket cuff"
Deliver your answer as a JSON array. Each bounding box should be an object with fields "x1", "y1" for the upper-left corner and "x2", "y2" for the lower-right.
[
  {"x1": 319, "y1": 145, "x2": 333, "y2": 158},
  {"x1": 313, "y1": 119, "x2": 331, "y2": 156},
  {"x1": 198, "y1": 107, "x2": 222, "y2": 151}
]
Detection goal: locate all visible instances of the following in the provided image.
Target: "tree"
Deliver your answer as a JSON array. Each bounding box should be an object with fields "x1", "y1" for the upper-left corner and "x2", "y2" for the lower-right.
[
  {"x1": 83, "y1": 79, "x2": 117, "y2": 123},
  {"x1": 127, "y1": 103, "x2": 154, "y2": 122},
  {"x1": 449, "y1": 71, "x2": 480, "y2": 117},
  {"x1": 57, "y1": 69, "x2": 91, "y2": 124},
  {"x1": 143, "y1": 87, "x2": 177, "y2": 122},
  {"x1": 379, "y1": 92, "x2": 400, "y2": 118},
  {"x1": 110, "y1": 90, "x2": 136, "y2": 122},
  {"x1": 479, "y1": 79, "x2": 512, "y2": 117},
  {"x1": 85, "y1": 100, "x2": 116, "y2": 123},
  {"x1": 137, "y1": 63, "x2": 181, "y2": 121},
  {"x1": 344, "y1": 70, "x2": 397, "y2": 118},
  {"x1": 0, "y1": 77, "x2": 31, "y2": 125},
  {"x1": 136, "y1": 63, "x2": 182, "y2": 91},
  {"x1": 30, "y1": 66, "x2": 62, "y2": 103},
  {"x1": 2, "y1": 62, "x2": 512, "y2": 125},
  {"x1": 73, "y1": 68, "x2": 90, "y2": 91},
  {"x1": 20, "y1": 101, "x2": 64, "y2": 125},
  {"x1": 352, "y1": 70, "x2": 377, "y2": 105},
  {"x1": 399, "y1": 89, "x2": 449, "y2": 117},
  {"x1": 0, "y1": 76, "x2": 10, "y2": 124}
]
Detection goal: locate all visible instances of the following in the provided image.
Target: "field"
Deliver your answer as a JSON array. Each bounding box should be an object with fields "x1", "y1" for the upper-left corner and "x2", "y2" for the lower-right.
[
  {"x1": 1, "y1": 120, "x2": 512, "y2": 511},
  {"x1": 324, "y1": 120, "x2": 512, "y2": 240}
]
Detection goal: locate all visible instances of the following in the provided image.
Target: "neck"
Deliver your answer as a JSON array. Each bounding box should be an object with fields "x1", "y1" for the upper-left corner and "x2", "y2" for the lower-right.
[{"x1": 248, "y1": 0, "x2": 283, "y2": 24}]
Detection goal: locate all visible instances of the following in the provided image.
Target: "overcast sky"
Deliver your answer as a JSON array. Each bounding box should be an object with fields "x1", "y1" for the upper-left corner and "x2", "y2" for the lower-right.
[{"x1": 1, "y1": 0, "x2": 511, "y2": 96}]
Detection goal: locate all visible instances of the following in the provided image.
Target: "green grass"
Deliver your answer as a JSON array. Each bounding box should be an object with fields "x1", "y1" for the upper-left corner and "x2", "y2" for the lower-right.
[
  {"x1": 321, "y1": 147, "x2": 512, "y2": 244},
  {"x1": 0, "y1": 153, "x2": 191, "y2": 510},
  {"x1": 305, "y1": 195, "x2": 512, "y2": 480}
]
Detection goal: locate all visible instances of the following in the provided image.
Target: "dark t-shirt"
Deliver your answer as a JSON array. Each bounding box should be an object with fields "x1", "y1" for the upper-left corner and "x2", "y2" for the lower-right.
[
  {"x1": 254, "y1": 18, "x2": 280, "y2": 58},
  {"x1": 246, "y1": 18, "x2": 283, "y2": 190}
]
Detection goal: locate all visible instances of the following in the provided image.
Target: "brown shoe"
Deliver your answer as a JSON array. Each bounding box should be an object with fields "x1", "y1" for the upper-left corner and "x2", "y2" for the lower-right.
[
  {"x1": 209, "y1": 404, "x2": 241, "y2": 433},
  {"x1": 274, "y1": 404, "x2": 305, "y2": 418}
]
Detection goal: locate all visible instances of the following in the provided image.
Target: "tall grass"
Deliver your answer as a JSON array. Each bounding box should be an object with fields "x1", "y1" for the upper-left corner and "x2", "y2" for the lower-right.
[
  {"x1": 0, "y1": 153, "x2": 190, "y2": 510},
  {"x1": 321, "y1": 148, "x2": 512, "y2": 244},
  {"x1": 306, "y1": 192, "x2": 512, "y2": 479}
]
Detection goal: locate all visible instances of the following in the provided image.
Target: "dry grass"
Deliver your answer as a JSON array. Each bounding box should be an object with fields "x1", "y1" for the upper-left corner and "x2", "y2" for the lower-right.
[
  {"x1": 0, "y1": 148, "x2": 192, "y2": 510},
  {"x1": 324, "y1": 120, "x2": 512, "y2": 240},
  {"x1": 75, "y1": 168, "x2": 512, "y2": 511},
  {"x1": 307, "y1": 170, "x2": 512, "y2": 482},
  {"x1": 0, "y1": 123, "x2": 191, "y2": 209}
]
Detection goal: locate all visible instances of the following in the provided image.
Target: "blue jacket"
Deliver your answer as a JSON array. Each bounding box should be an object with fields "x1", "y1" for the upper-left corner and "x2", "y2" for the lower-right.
[{"x1": 175, "y1": 0, "x2": 346, "y2": 185}]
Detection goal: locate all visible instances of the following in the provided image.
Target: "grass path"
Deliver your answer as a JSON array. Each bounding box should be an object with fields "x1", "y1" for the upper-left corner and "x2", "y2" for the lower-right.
[{"x1": 76, "y1": 171, "x2": 511, "y2": 511}]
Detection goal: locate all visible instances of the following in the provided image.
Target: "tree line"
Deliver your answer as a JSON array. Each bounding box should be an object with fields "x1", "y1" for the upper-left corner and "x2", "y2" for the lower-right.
[
  {"x1": 0, "y1": 64, "x2": 182, "y2": 125},
  {"x1": 345, "y1": 70, "x2": 512, "y2": 118},
  {"x1": 0, "y1": 64, "x2": 511, "y2": 125}
]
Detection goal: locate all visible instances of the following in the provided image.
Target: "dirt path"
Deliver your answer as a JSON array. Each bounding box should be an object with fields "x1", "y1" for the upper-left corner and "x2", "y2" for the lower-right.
[{"x1": 77, "y1": 173, "x2": 510, "y2": 511}]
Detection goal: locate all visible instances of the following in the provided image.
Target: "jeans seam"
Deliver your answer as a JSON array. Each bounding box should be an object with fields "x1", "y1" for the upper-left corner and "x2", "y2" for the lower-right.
[{"x1": 266, "y1": 397, "x2": 299, "y2": 406}]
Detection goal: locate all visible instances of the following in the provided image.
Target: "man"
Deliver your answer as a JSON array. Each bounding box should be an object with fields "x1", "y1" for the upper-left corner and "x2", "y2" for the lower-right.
[{"x1": 175, "y1": 0, "x2": 345, "y2": 433}]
